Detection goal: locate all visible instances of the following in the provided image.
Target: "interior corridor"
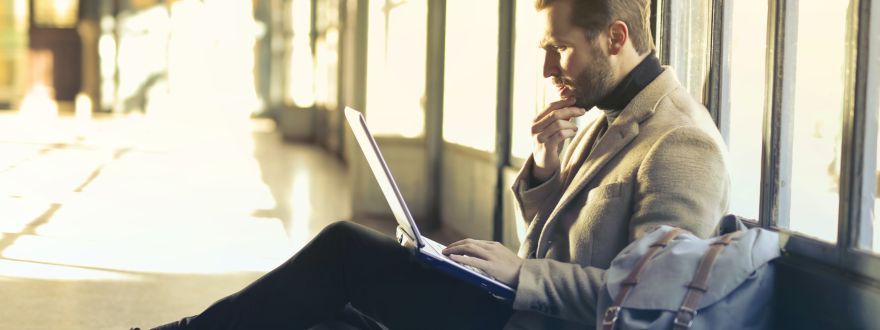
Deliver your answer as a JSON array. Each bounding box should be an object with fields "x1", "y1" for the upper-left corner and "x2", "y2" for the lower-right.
[{"x1": 0, "y1": 112, "x2": 362, "y2": 329}]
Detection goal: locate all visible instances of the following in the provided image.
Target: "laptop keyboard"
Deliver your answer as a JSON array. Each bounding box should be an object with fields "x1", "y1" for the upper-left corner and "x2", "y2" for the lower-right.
[{"x1": 426, "y1": 239, "x2": 493, "y2": 278}]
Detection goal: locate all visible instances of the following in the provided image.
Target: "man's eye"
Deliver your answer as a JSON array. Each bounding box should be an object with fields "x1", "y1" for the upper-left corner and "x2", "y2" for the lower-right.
[{"x1": 555, "y1": 46, "x2": 568, "y2": 52}]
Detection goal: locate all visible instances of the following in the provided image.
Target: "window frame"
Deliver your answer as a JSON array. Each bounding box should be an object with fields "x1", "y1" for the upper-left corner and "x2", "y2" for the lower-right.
[
  {"x1": 695, "y1": 0, "x2": 880, "y2": 280},
  {"x1": 440, "y1": 0, "x2": 502, "y2": 152}
]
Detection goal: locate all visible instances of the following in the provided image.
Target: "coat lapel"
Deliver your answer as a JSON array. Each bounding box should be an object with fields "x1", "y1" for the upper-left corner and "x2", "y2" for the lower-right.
[{"x1": 534, "y1": 68, "x2": 681, "y2": 257}]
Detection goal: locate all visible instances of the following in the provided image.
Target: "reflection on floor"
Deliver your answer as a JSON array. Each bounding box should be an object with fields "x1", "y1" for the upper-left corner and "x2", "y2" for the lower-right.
[{"x1": 0, "y1": 112, "x2": 375, "y2": 329}]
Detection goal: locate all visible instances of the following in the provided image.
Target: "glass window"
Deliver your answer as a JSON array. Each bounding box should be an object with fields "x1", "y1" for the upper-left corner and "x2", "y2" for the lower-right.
[
  {"x1": 288, "y1": 0, "x2": 315, "y2": 108},
  {"x1": 0, "y1": 0, "x2": 29, "y2": 108},
  {"x1": 667, "y1": 0, "x2": 711, "y2": 103},
  {"x1": 787, "y1": 1, "x2": 850, "y2": 242},
  {"x1": 510, "y1": 0, "x2": 552, "y2": 160},
  {"x1": 315, "y1": 0, "x2": 340, "y2": 110},
  {"x1": 726, "y1": 0, "x2": 768, "y2": 221},
  {"x1": 442, "y1": 0, "x2": 499, "y2": 152},
  {"x1": 871, "y1": 101, "x2": 880, "y2": 251},
  {"x1": 365, "y1": 0, "x2": 427, "y2": 138},
  {"x1": 33, "y1": 0, "x2": 79, "y2": 28}
]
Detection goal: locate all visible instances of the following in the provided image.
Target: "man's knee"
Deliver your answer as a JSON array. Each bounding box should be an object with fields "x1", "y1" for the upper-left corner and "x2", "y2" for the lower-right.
[{"x1": 319, "y1": 221, "x2": 361, "y2": 240}]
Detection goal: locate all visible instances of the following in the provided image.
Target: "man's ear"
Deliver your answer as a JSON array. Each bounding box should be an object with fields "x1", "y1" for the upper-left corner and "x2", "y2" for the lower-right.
[{"x1": 608, "y1": 21, "x2": 629, "y2": 55}]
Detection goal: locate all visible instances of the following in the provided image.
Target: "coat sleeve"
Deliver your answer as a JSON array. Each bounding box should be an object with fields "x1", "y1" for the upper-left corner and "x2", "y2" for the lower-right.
[
  {"x1": 510, "y1": 155, "x2": 563, "y2": 227},
  {"x1": 513, "y1": 258, "x2": 606, "y2": 324},
  {"x1": 511, "y1": 125, "x2": 729, "y2": 323}
]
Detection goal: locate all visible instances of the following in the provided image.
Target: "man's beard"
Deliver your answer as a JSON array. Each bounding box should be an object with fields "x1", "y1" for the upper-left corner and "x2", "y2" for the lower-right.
[{"x1": 558, "y1": 50, "x2": 615, "y2": 110}]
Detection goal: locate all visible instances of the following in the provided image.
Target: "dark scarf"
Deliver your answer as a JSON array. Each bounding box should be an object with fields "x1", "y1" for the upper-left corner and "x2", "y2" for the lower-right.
[{"x1": 595, "y1": 52, "x2": 663, "y2": 124}]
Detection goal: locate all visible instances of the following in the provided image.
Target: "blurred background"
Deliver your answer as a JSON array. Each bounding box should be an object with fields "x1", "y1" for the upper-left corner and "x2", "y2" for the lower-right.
[{"x1": 0, "y1": 0, "x2": 877, "y2": 329}]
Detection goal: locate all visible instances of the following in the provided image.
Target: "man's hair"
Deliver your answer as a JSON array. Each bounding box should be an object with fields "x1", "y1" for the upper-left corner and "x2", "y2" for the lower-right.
[{"x1": 535, "y1": 0, "x2": 655, "y2": 55}]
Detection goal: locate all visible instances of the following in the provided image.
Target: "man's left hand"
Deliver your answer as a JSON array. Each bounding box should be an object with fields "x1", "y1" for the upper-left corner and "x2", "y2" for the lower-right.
[{"x1": 442, "y1": 239, "x2": 523, "y2": 288}]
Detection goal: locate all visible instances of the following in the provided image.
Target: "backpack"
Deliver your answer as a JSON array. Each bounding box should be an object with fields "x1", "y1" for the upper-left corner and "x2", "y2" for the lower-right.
[{"x1": 596, "y1": 215, "x2": 781, "y2": 330}]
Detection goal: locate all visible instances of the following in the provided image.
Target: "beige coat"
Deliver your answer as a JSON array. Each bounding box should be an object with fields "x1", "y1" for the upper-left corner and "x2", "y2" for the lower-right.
[{"x1": 504, "y1": 69, "x2": 730, "y2": 329}]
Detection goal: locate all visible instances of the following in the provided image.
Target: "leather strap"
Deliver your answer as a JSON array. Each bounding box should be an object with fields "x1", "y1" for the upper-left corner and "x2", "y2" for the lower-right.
[
  {"x1": 602, "y1": 228, "x2": 687, "y2": 330},
  {"x1": 672, "y1": 231, "x2": 746, "y2": 330}
]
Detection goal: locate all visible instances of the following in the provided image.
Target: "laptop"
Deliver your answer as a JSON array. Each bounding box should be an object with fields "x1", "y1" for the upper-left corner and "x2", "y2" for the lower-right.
[{"x1": 344, "y1": 107, "x2": 516, "y2": 302}]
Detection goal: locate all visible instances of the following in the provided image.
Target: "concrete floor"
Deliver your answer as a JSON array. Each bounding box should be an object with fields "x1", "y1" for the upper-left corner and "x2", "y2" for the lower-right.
[{"x1": 0, "y1": 112, "x2": 384, "y2": 329}]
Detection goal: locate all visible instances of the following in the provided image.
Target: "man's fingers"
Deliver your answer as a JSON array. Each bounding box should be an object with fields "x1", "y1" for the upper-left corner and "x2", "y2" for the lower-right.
[
  {"x1": 533, "y1": 119, "x2": 577, "y2": 137},
  {"x1": 546, "y1": 129, "x2": 577, "y2": 146},
  {"x1": 446, "y1": 238, "x2": 478, "y2": 249},
  {"x1": 532, "y1": 107, "x2": 586, "y2": 134},
  {"x1": 449, "y1": 254, "x2": 491, "y2": 271},
  {"x1": 533, "y1": 97, "x2": 576, "y2": 121},
  {"x1": 443, "y1": 243, "x2": 491, "y2": 259},
  {"x1": 536, "y1": 126, "x2": 577, "y2": 144}
]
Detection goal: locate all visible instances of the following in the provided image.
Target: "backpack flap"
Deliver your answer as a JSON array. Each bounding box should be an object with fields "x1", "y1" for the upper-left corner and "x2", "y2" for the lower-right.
[{"x1": 604, "y1": 225, "x2": 780, "y2": 311}]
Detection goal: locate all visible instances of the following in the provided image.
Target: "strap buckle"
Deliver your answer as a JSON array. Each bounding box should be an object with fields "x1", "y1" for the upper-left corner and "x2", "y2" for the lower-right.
[
  {"x1": 673, "y1": 306, "x2": 698, "y2": 328},
  {"x1": 602, "y1": 306, "x2": 621, "y2": 327}
]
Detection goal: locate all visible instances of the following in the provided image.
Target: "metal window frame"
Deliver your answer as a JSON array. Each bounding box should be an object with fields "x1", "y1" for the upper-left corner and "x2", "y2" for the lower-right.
[
  {"x1": 656, "y1": 0, "x2": 672, "y2": 66},
  {"x1": 493, "y1": 0, "x2": 515, "y2": 242},
  {"x1": 426, "y1": 0, "x2": 447, "y2": 229},
  {"x1": 762, "y1": 0, "x2": 849, "y2": 265},
  {"x1": 840, "y1": 0, "x2": 880, "y2": 277},
  {"x1": 706, "y1": 0, "x2": 731, "y2": 143},
  {"x1": 761, "y1": 0, "x2": 795, "y2": 233},
  {"x1": 748, "y1": 0, "x2": 880, "y2": 280}
]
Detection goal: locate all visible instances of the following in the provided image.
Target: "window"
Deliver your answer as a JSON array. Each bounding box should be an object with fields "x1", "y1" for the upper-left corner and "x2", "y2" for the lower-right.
[
  {"x1": 510, "y1": 0, "x2": 550, "y2": 160},
  {"x1": 314, "y1": 0, "x2": 340, "y2": 110},
  {"x1": 665, "y1": 0, "x2": 712, "y2": 103},
  {"x1": 871, "y1": 100, "x2": 880, "y2": 251},
  {"x1": 442, "y1": 0, "x2": 499, "y2": 152},
  {"x1": 726, "y1": 0, "x2": 768, "y2": 221},
  {"x1": 33, "y1": 0, "x2": 78, "y2": 28},
  {"x1": 365, "y1": 0, "x2": 427, "y2": 138},
  {"x1": 287, "y1": 0, "x2": 315, "y2": 108},
  {"x1": 785, "y1": 1, "x2": 850, "y2": 243}
]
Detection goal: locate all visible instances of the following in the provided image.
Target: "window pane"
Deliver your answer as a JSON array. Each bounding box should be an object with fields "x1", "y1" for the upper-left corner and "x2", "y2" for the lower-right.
[
  {"x1": 365, "y1": 0, "x2": 427, "y2": 137},
  {"x1": 314, "y1": 0, "x2": 339, "y2": 110},
  {"x1": 787, "y1": 1, "x2": 850, "y2": 242},
  {"x1": 288, "y1": 0, "x2": 315, "y2": 108},
  {"x1": 668, "y1": 0, "x2": 711, "y2": 103},
  {"x1": 34, "y1": 0, "x2": 78, "y2": 28},
  {"x1": 510, "y1": 0, "x2": 547, "y2": 160},
  {"x1": 726, "y1": 0, "x2": 768, "y2": 221},
  {"x1": 443, "y1": 0, "x2": 499, "y2": 152},
  {"x1": 872, "y1": 99, "x2": 880, "y2": 251}
]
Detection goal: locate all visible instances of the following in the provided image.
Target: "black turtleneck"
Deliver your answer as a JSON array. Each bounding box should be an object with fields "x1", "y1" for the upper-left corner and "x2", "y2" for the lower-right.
[{"x1": 596, "y1": 52, "x2": 663, "y2": 120}]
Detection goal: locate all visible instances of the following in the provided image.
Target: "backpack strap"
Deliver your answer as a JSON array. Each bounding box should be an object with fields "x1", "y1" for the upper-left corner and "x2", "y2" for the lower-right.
[
  {"x1": 602, "y1": 228, "x2": 688, "y2": 330},
  {"x1": 672, "y1": 230, "x2": 746, "y2": 330}
]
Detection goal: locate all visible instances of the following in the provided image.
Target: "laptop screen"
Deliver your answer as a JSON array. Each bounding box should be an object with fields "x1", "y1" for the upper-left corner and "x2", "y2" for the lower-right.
[{"x1": 344, "y1": 107, "x2": 423, "y2": 247}]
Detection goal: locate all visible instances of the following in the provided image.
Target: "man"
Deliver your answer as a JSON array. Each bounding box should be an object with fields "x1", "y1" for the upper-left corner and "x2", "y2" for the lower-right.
[{"x1": 143, "y1": 0, "x2": 728, "y2": 329}]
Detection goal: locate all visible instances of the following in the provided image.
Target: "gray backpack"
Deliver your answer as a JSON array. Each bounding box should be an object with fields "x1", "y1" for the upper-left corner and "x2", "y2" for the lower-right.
[{"x1": 597, "y1": 215, "x2": 781, "y2": 330}]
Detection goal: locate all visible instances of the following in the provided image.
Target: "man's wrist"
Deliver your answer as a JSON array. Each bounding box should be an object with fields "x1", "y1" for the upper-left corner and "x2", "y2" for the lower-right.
[{"x1": 529, "y1": 160, "x2": 557, "y2": 187}]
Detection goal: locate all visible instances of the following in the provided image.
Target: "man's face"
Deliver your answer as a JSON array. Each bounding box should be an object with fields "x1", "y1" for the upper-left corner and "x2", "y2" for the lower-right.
[{"x1": 540, "y1": 0, "x2": 615, "y2": 110}]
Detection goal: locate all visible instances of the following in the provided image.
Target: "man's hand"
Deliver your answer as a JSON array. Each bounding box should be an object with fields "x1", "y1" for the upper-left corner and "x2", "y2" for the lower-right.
[
  {"x1": 531, "y1": 97, "x2": 586, "y2": 182},
  {"x1": 442, "y1": 239, "x2": 523, "y2": 287}
]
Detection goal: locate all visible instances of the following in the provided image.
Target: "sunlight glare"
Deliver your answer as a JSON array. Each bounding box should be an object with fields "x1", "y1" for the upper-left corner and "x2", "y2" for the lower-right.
[
  {"x1": 288, "y1": 171, "x2": 312, "y2": 251},
  {"x1": 290, "y1": 0, "x2": 316, "y2": 108},
  {"x1": 18, "y1": 84, "x2": 58, "y2": 121},
  {"x1": 365, "y1": 0, "x2": 427, "y2": 138},
  {"x1": 442, "y1": 0, "x2": 499, "y2": 152},
  {"x1": 0, "y1": 259, "x2": 140, "y2": 281}
]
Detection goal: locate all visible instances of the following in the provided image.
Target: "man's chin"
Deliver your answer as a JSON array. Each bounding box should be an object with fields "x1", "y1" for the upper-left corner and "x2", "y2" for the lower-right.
[{"x1": 573, "y1": 97, "x2": 594, "y2": 110}]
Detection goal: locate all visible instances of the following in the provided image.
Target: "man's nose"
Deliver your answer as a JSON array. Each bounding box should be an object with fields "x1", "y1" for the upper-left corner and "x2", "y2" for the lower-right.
[{"x1": 543, "y1": 51, "x2": 560, "y2": 78}]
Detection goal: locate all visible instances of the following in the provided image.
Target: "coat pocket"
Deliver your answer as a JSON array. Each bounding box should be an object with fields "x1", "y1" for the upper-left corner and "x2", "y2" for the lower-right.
[{"x1": 586, "y1": 181, "x2": 624, "y2": 202}]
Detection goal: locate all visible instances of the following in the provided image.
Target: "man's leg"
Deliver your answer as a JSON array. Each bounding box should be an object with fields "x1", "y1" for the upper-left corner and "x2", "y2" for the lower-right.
[{"x1": 153, "y1": 221, "x2": 512, "y2": 330}]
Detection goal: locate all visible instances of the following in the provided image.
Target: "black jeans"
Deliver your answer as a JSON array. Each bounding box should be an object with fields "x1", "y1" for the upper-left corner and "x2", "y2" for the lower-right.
[{"x1": 153, "y1": 221, "x2": 513, "y2": 330}]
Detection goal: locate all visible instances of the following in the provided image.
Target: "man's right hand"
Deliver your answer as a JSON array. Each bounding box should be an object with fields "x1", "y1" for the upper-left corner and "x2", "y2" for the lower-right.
[{"x1": 530, "y1": 97, "x2": 586, "y2": 183}]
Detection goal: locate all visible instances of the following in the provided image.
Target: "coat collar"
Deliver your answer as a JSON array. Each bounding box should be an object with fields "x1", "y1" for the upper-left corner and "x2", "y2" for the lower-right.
[{"x1": 535, "y1": 68, "x2": 683, "y2": 257}]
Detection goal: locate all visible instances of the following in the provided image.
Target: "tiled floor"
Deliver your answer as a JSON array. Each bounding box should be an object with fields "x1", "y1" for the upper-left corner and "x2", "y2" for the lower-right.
[{"x1": 0, "y1": 112, "x2": 374, "y2": 329}]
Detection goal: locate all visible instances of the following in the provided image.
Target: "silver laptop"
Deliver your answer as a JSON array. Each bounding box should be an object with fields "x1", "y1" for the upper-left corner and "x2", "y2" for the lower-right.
[{"x1": 344, "y1": 107, "x2": 515, "y2": 301}]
